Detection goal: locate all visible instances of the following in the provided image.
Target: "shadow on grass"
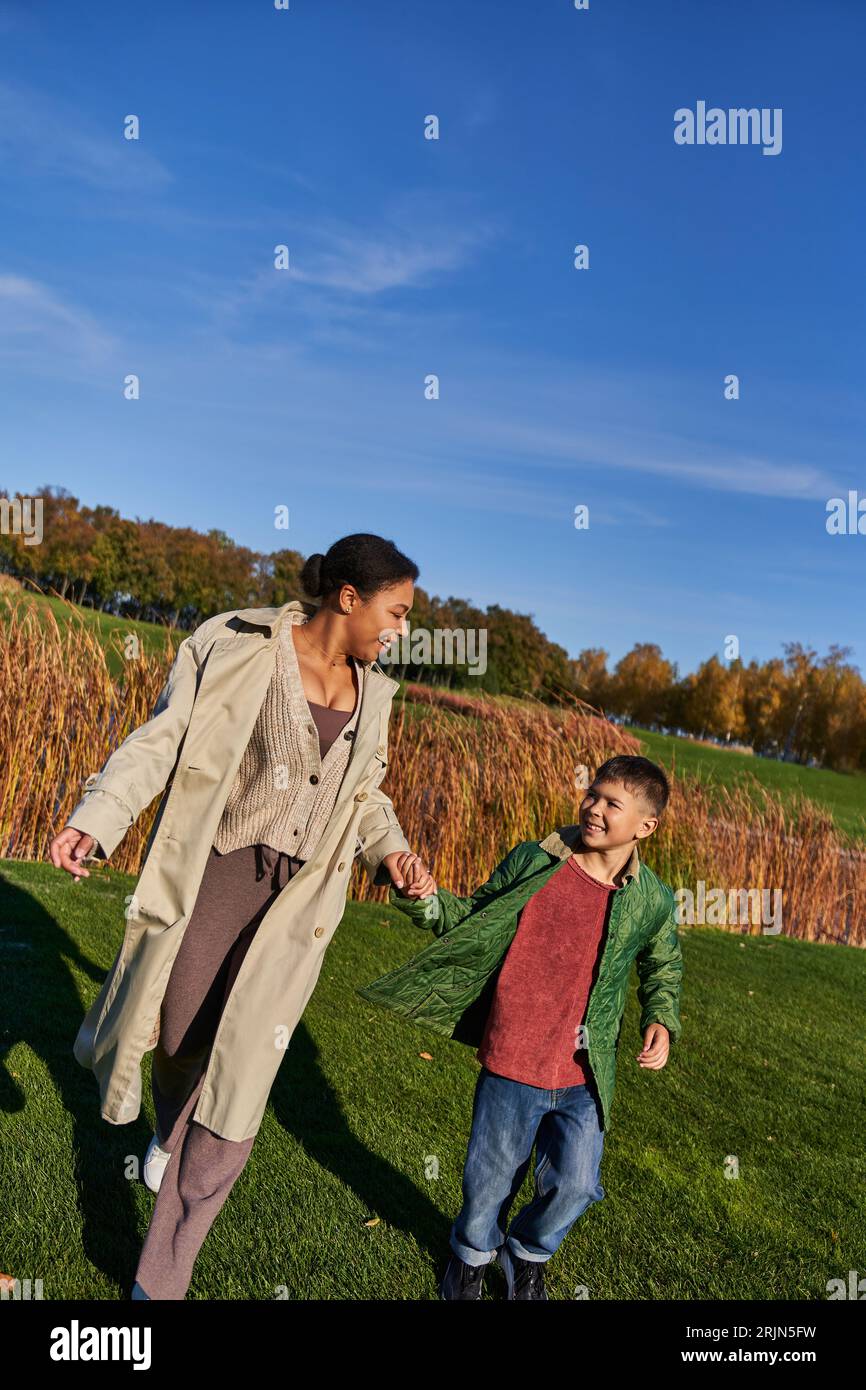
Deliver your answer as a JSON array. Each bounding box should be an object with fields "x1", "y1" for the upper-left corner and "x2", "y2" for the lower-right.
[
  {"x1": 1, "y1": 868, "x2": 517, "y2": 1299},
  {"x1": 269, "y1": 1025, "x2": 469, "y2": 1284},
  {"x1": 0, "y1": 871, "x2": 153, "y2": 1297}
]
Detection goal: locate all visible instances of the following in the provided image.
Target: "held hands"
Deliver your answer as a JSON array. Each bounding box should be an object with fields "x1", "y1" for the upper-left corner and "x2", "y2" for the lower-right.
[
  {"x1": 637, "y1": 1023, "x2": 670, "y2": 1070},
  {"x1": 48, "y1": 827, "x2": 99, "y2": 882},
  {"x1": 382, "y1": 850, "x2": 437, "y2": 899}
]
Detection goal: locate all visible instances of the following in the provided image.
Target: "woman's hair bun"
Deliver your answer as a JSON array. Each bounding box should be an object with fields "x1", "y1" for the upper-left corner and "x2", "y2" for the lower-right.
[
  {"x1": 299, "y1": 552, "x2": 325, "y2": 597},
  {"x1": 300, "y1": 534, "x2": 419, "y2": 602}
]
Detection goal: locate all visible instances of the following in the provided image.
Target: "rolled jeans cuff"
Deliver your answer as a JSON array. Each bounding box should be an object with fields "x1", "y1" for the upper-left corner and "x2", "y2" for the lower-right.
[{"x1": 448, "y1": 1231, "x2": 497, "y2": 1267}]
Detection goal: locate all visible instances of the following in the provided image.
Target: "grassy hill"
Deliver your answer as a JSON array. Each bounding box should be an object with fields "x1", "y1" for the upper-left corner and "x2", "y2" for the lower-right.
[
  {"x1": 0, "y1": 579, "x2": 181, "y2": 680},
  {"x1": 1, "y1": 856, "x2": 863, "y2": 1300},
  {"x1": 630, "y1": 725, "x2": 866, "y2": 844}
]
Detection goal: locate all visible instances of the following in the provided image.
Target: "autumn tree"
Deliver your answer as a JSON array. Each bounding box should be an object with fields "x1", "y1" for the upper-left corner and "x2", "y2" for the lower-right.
[{"x1": 606, "y1": 643, "x2": 677, "y2": 727}]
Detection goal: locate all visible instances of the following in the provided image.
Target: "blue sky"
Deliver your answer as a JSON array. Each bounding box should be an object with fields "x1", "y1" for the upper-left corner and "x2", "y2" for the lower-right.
[{"x1": 1, "y1": 0, "x2": 863, "y2": 678}]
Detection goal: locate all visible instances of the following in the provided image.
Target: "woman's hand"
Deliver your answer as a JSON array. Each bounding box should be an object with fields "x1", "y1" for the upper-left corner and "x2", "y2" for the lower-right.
[
  {"x1": 403, "y1": 856, "x2": 437, "y2": 898},
  {"x1": 382, "y1": 851, "x2": 437, "y2": 898},
  {"x1": 49, "y1": 827, "x2": 99, "y2": 881}
]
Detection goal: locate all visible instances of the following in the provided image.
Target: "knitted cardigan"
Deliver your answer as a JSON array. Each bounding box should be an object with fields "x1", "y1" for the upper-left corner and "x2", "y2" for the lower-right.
[{"x1": 212, "y1": 612, "x2": 365, "y2": 861}]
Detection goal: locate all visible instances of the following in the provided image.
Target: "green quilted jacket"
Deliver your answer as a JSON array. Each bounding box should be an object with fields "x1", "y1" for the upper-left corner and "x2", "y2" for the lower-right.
[{"x1": 357, "y1": 823, "x2": 683, "y2": 1131}]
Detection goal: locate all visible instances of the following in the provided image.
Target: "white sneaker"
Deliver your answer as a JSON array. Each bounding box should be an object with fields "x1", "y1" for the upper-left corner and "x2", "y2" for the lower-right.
[{"x1": 143, "y1": 1134, "x2": 172, "y2": 1192}]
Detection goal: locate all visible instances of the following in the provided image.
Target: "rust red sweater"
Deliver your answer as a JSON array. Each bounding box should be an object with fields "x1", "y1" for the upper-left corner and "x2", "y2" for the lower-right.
[{"x1": 476, "y1": 853, "x2": 617, "y2": 1088}]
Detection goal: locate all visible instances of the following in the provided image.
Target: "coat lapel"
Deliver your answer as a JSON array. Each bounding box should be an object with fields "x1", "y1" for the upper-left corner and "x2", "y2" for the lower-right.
[
  {"x1": 190, "y1": 598, "x2": 400, "y2": 768},
  {"x1": 539, "y1": 823, "x2": 641, "y2": 885}
]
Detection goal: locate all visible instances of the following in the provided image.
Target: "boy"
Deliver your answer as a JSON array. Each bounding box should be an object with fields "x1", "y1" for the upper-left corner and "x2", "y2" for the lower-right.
[{"x1": 357, "y1": 754, "x2": 683, "y2": 1301}]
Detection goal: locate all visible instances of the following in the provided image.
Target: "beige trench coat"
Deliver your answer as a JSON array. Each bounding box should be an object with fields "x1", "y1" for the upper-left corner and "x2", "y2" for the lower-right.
[{"x1": 67, "y1": 599, "x2": 412, "y2": 1141}]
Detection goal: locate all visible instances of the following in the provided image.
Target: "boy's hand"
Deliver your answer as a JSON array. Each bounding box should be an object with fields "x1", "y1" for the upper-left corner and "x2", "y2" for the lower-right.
[
  {"x1": 383, "y1": 851, "x2": 437, "y2": 899},
  {"x1": 637, "y1": 1023, "x2": 670, "y2": 1069}
]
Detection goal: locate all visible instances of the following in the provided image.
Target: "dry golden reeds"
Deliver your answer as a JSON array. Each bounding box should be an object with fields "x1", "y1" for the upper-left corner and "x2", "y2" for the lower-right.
[
  {"x1": 0, "y1": 594, "x2": 177, "y2": 874},
  {"x1": 2, "y1": 596, "x2": 862, "y2": 945}
]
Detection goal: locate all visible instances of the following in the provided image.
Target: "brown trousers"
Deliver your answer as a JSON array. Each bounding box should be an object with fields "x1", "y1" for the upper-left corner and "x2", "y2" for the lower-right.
[{"x1": 134, "y1": 843, "x2": 302, "y2": 1300}]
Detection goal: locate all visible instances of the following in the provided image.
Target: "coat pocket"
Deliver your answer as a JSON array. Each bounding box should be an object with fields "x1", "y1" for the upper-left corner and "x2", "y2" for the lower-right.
[{"x1": 406, "y1": 987, "x2": 437, "y2": 1018}]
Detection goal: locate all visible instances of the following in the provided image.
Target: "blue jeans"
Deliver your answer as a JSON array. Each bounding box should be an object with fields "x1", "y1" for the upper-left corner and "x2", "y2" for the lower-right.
[{"x1": 450, "y1": 1066, "x2": 605, "y2": 1266}]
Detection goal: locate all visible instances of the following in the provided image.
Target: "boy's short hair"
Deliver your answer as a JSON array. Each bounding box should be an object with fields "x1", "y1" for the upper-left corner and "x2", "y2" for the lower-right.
[{"x1": 591, "y1": 755, "x2": 670, "y2": 819}]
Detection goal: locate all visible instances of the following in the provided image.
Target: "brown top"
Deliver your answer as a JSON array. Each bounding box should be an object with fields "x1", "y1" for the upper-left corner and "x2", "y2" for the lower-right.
[
  {"x1": 306, "y1": 698, "x2": 355, "y2": 760},
  {"x1": 254, "y1": 698, "x2": 355, "y2": 886},
  {"x1": 212, "y1": 613, "x2": 364, "y2": 861}
]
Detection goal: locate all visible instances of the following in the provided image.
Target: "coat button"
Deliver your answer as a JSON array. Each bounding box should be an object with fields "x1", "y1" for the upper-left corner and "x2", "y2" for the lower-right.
[
  {"x1": 310, "y1": 774, "x2": 319, "y2": 785},
  {"x1": 355, "y1": 791, "x2": 368, "y2": 801},
  {"x1": 343, "y1": 730, "x2": 354, "y2": 740},
  {"x1": 338, "y1": 862, "x2": 346, "y2": 871},
  {"x1": 376, "y1": 746, "x2": 386, "y2": 757},
  {"x1": 314, "y1": 926, "x2": 324, "y2": 937}
]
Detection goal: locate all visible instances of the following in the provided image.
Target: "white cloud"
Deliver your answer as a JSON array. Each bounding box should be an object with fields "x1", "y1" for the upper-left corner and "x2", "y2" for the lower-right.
[
  {"x1": 0, "y1": 78, "x2": 173, "y2": 192},
  {"x1": 0, "y1": 274, "x2": 117, "y2": 365},
  {"x1": 287, "y1": 227, "x2": 478, "y2": 295}
]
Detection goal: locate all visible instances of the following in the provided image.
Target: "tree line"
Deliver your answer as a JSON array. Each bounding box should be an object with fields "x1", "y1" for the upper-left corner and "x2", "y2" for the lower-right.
[{"x1": 2, "y1": 485, "x2": 863, "y2": 773}]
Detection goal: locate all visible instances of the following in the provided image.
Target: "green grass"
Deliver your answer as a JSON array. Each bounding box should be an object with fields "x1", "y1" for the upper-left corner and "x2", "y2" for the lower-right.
[
  {"x1": 2, "y1": 856, "x2": 864, "y2": 1301},
  {"x1": 0, "y1": 584, "x2": 182, "y2": 678},
  {"x1": 630, "y1": 725, "x2": 866, "y2": 845}
]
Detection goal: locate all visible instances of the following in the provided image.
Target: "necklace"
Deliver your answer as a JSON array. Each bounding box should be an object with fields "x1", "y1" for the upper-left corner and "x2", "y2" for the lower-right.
[{"x1": 299, "y1": 622, "x2": 350, "y2": 668}]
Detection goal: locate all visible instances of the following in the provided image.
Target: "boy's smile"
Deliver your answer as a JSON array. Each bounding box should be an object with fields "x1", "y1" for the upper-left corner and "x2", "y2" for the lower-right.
[
  {"x1": 577, "y1": 778, "x2": 660, "y2": 878},
  {"x1": 582, "y1": 817, "x2": 606, "y2": 838}
]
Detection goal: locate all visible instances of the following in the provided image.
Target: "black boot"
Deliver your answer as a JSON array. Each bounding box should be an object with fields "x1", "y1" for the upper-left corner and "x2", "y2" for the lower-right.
[
  {"x1": 439, "y1": 1254, "x2": 489, "y2": 1300},
  {"x1": 498, "y1": 1245, "x2": 549, "y2": 1300}
]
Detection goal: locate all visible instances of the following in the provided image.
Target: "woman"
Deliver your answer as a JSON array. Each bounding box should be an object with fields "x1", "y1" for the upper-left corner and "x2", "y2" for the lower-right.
[{"x1": 49, "y1": 533, "x2": 434, "y2": 1299}]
